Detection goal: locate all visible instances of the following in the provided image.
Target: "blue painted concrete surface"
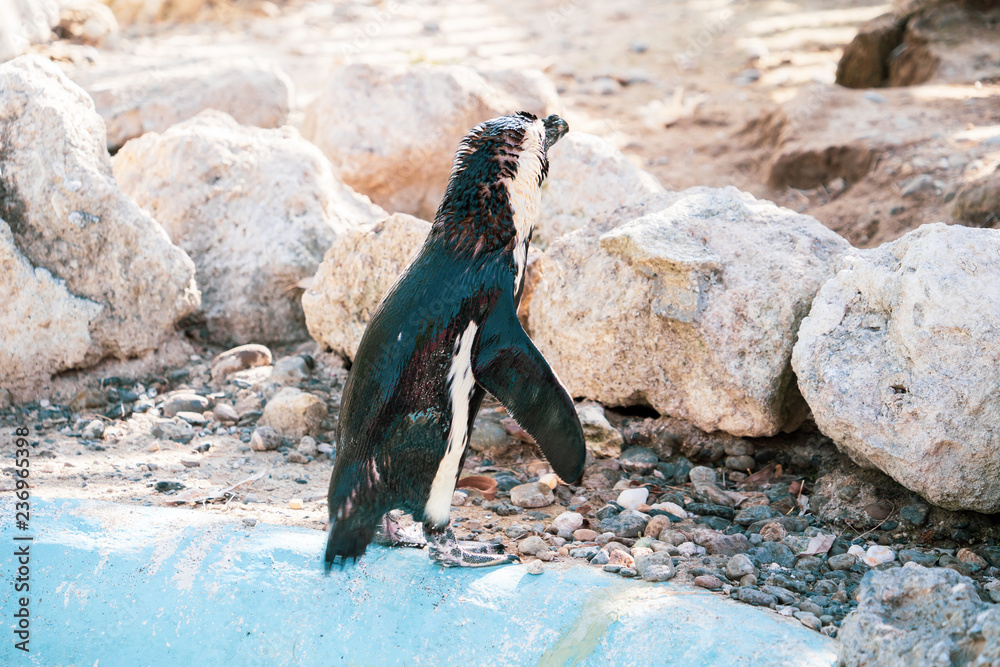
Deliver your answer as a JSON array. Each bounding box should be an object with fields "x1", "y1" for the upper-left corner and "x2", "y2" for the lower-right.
[{"x1": 1, "y1": 498, "x2": 836, "y2": 666}]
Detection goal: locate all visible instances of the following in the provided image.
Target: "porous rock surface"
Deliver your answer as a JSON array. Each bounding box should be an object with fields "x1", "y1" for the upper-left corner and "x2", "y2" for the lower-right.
[
  {"x1": 0, "y1": 55, "x2": 199, "y2": 396},
  {"x1": 303, "y1": 212, "x2": 430, "y2": 361},
  {"x1": 839, "y1": 565, "x2": 1000, "y2": 666},
  {"x1": 745, "y1": 83, "x2": 947, "y2": 190},
  {"x1": 70, "y1": 58, "x2": 293, "y2": 151},
  {"x1": 536, "y1": 132, "x2": 663, "y2": 248},
  {"x1": 528, "y1": 186, "x2": 850, "y2": 437},
  {"x1": 301, "y1": 63, "x2": 559, "y2": 221},
  {"x1": 113, "y1": 110, "x2": 384, "y2": 345},
  {"x1": 792, "y1": 222, "x2": 1000, "y2": 512}
]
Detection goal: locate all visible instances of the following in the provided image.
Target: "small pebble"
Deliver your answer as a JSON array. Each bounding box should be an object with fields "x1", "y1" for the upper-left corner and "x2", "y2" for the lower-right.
[
  {"x1": 616, "y1": 487, "x2": 649, "y2": 510},
  {"x1": 526, "y1": 560, "x2": 544, "y2": 575},
  {"x1": 694, "y1": 574, "x2": 724, "y2": 590},
  {"x1": 957, "y1": 548, "x2": 988, "y2": 569},
  {"x1": 176, "y1": 411, "x2": 208, "y2": 425},
  {"x1": 862, "y1": 545, "x2": 895, "y2": 567},
  {"x1": 518, "y1": 536, "x2": 548, "y2": 556},
  {"x1": 550, "y1": 511, "x2": 584, "y2": 533},
  {"x1": 250, "y1": 426, "x2": 282, "y2": 452},
  {"x1": 727, "y1": 554, "x2": 756, "y2": 580},
  {"x1": 590, "y1": 550, "x2": 610, "y2": 566},
  {"x1": 81, "y1": 419, "x2": 105, "y2": 440},
  {"x1": 213, "y1": 403, "x2": 239, "y2": 422},
  {"x1": 795, "y1": 611, "x2": 822, "y2": 631},
  {"x1": 829, "y1": 553, "x2": 857, "y2": 570},
  {"x1": 154, "y1": 480, "x2": 184, "y2": 493},
  {"x1": 608, "y1": 549, "x2": 635, "y2": 568},
  {"x1": 288, "y1": 499, "x2": 303, "y2": 510},
  {"x1": 760, "y1": 522, "x2": 786, "y2": 542},
  {"x1": 510, "y1": 482, "x2": 555, "y2": 508}
]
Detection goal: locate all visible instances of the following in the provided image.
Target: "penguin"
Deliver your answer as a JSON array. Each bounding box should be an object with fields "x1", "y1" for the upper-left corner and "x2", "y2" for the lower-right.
[{"x1": 324, "y1": 111, "x2": 584, "y2": 569}]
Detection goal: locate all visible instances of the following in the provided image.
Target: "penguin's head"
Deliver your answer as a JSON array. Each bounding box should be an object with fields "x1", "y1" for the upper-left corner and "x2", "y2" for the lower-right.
[{"x1": 433, "y1": 112, "x2": 569, "y2": 255}]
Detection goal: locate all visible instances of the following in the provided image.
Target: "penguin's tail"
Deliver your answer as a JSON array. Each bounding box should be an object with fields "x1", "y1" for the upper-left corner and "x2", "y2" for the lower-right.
[{"x1": 323, "y1": 514, "x2": 377, "y2": 574}]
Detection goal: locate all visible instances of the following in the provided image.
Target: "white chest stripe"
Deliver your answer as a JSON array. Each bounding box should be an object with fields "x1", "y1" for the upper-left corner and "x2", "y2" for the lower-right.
[
  {"x1": 514, "y1": 241, "x2": 527, "y2": 293},
  {"x1": 424, "y1": 321, "x2": 478, "y2": 528},
  {"x1": 507, "y1": 119, "x2": 544, "y2": 291}
]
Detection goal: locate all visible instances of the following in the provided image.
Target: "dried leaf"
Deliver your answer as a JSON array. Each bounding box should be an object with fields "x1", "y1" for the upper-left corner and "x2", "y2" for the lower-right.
[
  {"x1": 739, "y1": 463, "x2": 776, "y2": 488},
  {"x1": 797, "y1": 493, "x2": 810, "y2": 513},
  {"x1": 799, "y1": 534, "x2": 835, "y2": 556}
]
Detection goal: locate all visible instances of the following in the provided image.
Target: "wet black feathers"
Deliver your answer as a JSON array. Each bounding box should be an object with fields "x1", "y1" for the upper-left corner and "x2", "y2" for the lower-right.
[{"x1": 432, "y1": 112, "x2": 547, "y2": 255}]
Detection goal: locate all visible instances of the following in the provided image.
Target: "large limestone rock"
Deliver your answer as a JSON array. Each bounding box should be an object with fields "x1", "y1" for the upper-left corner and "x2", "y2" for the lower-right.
[
  {"x1": 837, "y1": 2, "x2": 1000, "y2": 89},
  {"x1": 114, "y1": 110, "x2": 385, "y2": 346},
  {"x1": 953, "y1": 170, "x2": 1000, "y2": 228},
  {"x1": 303, "y1": 213, "x2": 430, "y2": 361},
  {"x1": 0, "y1": 55, "x2": 199, "y2": 396},
  {"x1": 301, "y1": 63, "x2": 559, "y2": 221},
  {"x1": 0, "y1": 0, "x2": 58, "y2": 63},
  {"x1": 839, "y1": 565, "x2": 1000, "y2": 666},
  {"x1": 892, "y1": 2, "x2": 1000, "y2": 87},
  {"x1": 536, "y1": 132, "x2": 664, "y2": 248},
  {"x1": 835, "y1": 13, "x2": 907, "y2": 88},
  {"x1": 744, "y1": 83, "x2": 948, "y2": 190},
  {"x1": 792, "y1": 222, "x2": 1000, "y2": 512},
  {"x1": 56, "y1": 0, "x2": 120, "y2": 47},
  {"x1": 527, "y1": 186, "x2": 850, "y2": 437},
  {"x1": 0, "y1": 217, "x2": 102, "y2": 391},
  {"x1": 69, "y1": 58, "x2": 293, "y2": 151}
]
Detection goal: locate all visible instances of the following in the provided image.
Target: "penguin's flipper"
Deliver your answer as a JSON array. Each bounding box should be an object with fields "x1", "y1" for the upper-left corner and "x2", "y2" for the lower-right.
[{"x1": 472, "y1": 298, "x2": 586, "y2": 484}]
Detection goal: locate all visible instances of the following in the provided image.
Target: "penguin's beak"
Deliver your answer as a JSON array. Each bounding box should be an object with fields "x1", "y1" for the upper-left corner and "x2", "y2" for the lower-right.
[{"x1": 543, "y1": 114, "x2": 569, "y2": 151}]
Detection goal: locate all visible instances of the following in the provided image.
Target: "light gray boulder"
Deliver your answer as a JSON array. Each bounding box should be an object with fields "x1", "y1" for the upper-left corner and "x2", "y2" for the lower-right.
[
  {"x1": 301, "y1": 63, "x2": 559, "y2": 221},
  {"x1": 528, "y1": 186, "x2": 850, "y2": 437},
  {"x1": 537, "y1": 132, "x2": 663, "y2": 248},
  {"x1": 70, "y1": 58, "x2": 293, "y2": 151},
  {"x1": 793, "y1": 222, "x2": 1000, "y2": 512},
  {"x1": 577, "y1": 402, "x2": 624, "y2": 459},
  {"x1": 113, "y1": 110, "x2": 384, "y2": 346},
  {"x1": 0, "y1": 217, "x2": 101, "y2": 392},
  {"x1": 0, "y1": 56, "x2": 199, "y2": 397},
  {"x1": 55, "y1": 0, "x2": 119, "y2": 46},
  {"x1": 839, "y1": 565, "x2": 1000, "y2": 666},
  {"x1": 303, "y1": 212, "x2": 430, "y2": 361}
]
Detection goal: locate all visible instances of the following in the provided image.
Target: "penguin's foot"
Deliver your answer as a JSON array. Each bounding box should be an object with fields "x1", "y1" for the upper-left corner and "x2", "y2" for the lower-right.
[
  {"x1": 373, "y1": 511, "x2": 426, "y2": 548},
  {"x1": 426, "y1": 528, "x2": 520, "y2": 568}
]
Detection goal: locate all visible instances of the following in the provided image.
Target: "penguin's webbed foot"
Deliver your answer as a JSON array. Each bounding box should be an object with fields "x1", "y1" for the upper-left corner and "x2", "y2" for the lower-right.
[
  {"x1": 426, "y1": 527, "x2": 520, "y2": 568},
  {"x1": 454, "y1": 539, "x2": 506, "y2": 555},
  {"x1": 373, "y1": 511, "x2": 426, "y2": 548}
]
